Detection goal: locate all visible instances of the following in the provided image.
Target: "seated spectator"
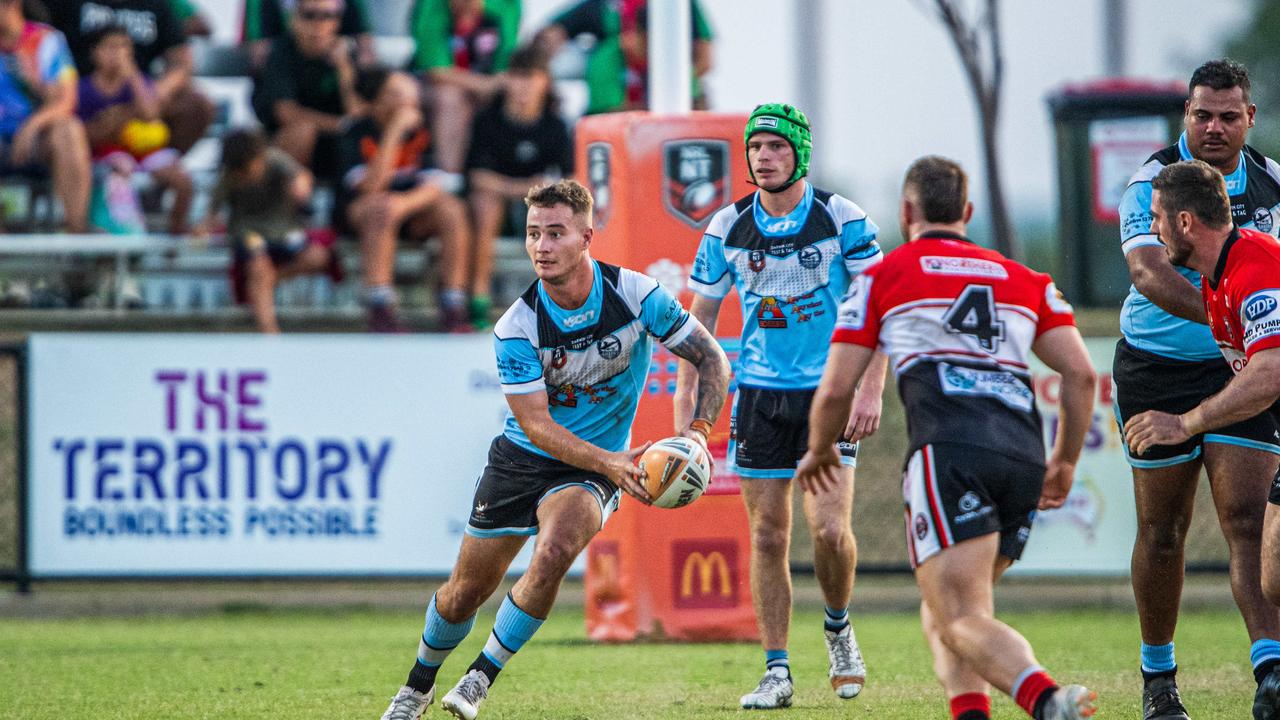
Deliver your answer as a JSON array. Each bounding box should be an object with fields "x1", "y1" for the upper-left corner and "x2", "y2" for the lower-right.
[
  {"x1": 0, "y1": 0, "x2": 89, "y2": 232},
  {"x1": 464, "y1": 45, "x2": 571, "y2": 329},
  {"x1": 77, "y1": 24, "x2": 193, "y2": 234},
  {"x1": 48, "y1": 0, "x2": 216, "y2": 154},
  {"x1": 169, "y1": 0, "x2": 212, "y2": 38},
  {"x1": 536, "y1": 0, "x2": 713, "y2": 114},
  {"x1": 338, "y1": 67, "x2": 471, "y2": 333},
  {"x1": 242, "y1": 0, "x2": 375, "y2": 71},
  {"x1": 251, "y1": 0, "x2": 365, "y2": 180},
  {"x1": 407, "y1": 0, "x2": 518, "y2": 181},
  {"x1": 198, "y1": 128, "x2": 339, "y2": 334}
]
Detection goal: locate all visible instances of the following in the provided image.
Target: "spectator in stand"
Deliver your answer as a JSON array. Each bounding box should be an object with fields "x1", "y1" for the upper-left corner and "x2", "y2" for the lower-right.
[
  {"x1": 169, "y1": 0, "x2": 212, "y2": 38},
  {"x1": 337, "y1": 67, "x2": 471, "y2": 333},
  {"x1": 76, "y1": 24, "x2": 193, "y2": 234},
  {"x1": 0, "y1": 0, "x2": 90, "y2": 232},
  {"x1": 242, "y1": 0, "x2": 375, "y2": 71},
  {"x1": 251, "y1": 0, "x2": 365, "y2": 180},
  {"x1": 48, "y1": 0, "x2": 215, "y2": 154},
  {"x1": 464, "y1": 45, "x2": 571, "y2": 329},
  {"x1": 407, "y1": 0, "x2": 521, "y2": 183},
  {"x1": 197, "y1": 128, "x2": 338, "y2": 334},
  {"x1": 536, "y1": 0, "x2": 713, "y2": 114}
]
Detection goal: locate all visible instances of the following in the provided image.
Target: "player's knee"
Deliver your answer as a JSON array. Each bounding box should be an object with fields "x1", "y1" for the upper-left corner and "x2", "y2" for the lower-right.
[
  {"x1": 750, "y1": 526, "x2": 789, "y2": 558},
  {"x1": 811, "y1": 522, "x2": 852, "y2": 553},
  {"x1": 1219, "y1": 504, "x2": 1265, "y2": 546},
  {"x1": 530, "y1": 535, "x2": 581, "y2": 577},
  {"x1": 1136, "y1": 518, "x2": 1189, "y2": 552}
]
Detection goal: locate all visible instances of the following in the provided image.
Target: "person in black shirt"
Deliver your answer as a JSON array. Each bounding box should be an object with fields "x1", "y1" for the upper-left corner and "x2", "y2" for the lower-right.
[
  {"x1": 464, "y1": 45, "x2": 572, "y2": 329},
  {"x1": 47, "y1": 0, "x2": 213, "y2": 153},
  {"x1": 241, "y1": 0, "x2": 375, "y2": 71},
  {"x1": 337, "y1": 67, "x2": 472, "y2": 333},
  {"x1": 251, "y1": 0, "x2": 364, "y2": 179}
]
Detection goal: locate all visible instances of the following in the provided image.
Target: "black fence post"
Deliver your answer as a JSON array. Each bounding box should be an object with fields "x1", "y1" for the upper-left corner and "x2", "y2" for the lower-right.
[{"x1": 14, "y1": 342, "x2": 29, "y2": 594}]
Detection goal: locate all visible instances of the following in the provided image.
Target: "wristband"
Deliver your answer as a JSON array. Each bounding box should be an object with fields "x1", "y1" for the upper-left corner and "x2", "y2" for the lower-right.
[{"x1": 688, "y1": 418, "x2": 714, "y2": 439}]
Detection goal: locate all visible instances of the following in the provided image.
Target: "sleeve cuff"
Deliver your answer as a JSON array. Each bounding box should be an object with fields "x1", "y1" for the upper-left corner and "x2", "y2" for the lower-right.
[{"x1": 501, "y1": 379, "x2": 544, "y2": 395}]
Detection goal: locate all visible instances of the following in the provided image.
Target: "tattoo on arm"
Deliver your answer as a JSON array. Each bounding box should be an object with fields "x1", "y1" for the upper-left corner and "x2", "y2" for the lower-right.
[{"x1": 669, "y1": 324, "x2": 730, "y2": 425}]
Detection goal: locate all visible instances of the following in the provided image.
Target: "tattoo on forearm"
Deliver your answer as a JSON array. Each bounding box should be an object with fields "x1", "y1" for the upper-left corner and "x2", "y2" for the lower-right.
[{"x1": 670, "y1": 325, "x2": 730, "y2": 424}]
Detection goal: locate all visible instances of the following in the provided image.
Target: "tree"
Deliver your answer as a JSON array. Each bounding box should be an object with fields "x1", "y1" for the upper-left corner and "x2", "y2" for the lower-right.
[
  {"x1": 916, "y1": 0, "x2": 1018, "y2": 259},
  {"x1": 1225, "y1": 0, "x2": 1280, "y2": 157}
]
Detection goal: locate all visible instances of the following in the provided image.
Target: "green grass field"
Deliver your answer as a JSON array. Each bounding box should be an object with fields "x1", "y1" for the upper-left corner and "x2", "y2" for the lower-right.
[{"x1": 0, "y1": 606, "x2": 1260, "y2": 719}]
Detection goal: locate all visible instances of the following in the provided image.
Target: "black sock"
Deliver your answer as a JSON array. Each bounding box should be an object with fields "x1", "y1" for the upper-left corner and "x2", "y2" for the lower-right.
[
  {"x1": 956, "y1": 711, "x2": 989, "y2": 720},
  {"x1": 406, "y1": 660, "x2": 438, "y2": 693},
  {"x1": 1141, "y1": 666, "x2": 1177, "y2": 684},
  {"x1": 1031, "y1": 685, "x2": 1059, "y2": 720},
  {"x1": 1256, "y1": 658, "x2": 1280, "y2": 685},
  {"x1": 469, "y1": 653, "x2": 503, "y2": 685}
]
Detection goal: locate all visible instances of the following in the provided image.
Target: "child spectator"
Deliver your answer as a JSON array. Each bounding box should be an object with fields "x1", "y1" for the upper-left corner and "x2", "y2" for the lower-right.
[
  {"x1": 0, "y1": 0, "x2": 89, "y2": 232},
  {"x1": 337, "y1": 67, "x2": 471, "y2": 333},
  {"x1": 76, "y1": 24, "x2": 193, "y2": 234},
  {"x1": 464, "y1": 45, "x2": 571, "y2": 329},
  {"x1": 199, "y1": 128, "x2": 339, "y2": 334}
]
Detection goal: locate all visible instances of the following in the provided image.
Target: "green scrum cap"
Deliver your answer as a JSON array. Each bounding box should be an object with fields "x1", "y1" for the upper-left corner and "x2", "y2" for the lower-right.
[{"x1": 744, "y1": 103, "x2": 812, "y2": 190}]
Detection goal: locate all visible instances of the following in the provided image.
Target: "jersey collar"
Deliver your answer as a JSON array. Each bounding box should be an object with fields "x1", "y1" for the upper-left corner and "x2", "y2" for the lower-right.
[
  {"x1": 916, "y1": 230, "x2": 973, "y2": 244},
  {"x1": 753, "y1": 183, "x2": 813, "y2": 237},
  {"x1": 1179, "y1": 132, "x2": 1247, "y2": 195},
  {"x1": 1207, "y1": 226, "x2": 1241, "y2": 290}
]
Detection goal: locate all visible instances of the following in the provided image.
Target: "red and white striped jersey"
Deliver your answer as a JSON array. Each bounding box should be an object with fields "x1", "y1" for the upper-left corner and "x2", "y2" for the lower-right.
[{"x1": 832, "y1": 232, "x2": 1076, "y2": 463}]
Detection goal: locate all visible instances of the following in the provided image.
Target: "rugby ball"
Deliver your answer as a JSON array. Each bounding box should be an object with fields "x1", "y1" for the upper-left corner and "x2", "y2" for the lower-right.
[{"x1": 638, "y1": 436, "x2": 711, "y2": 509}]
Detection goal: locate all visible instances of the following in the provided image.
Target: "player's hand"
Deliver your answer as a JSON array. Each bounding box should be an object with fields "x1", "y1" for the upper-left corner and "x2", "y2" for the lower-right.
[
  {"x1": 677, "y1": 426, "x2": 715, "y2": 476},
  {"x1": 1038, "y1": 457, "x2": 1076, "y2": 510},
  {"x1": 795, "y1": 446, "x2": 842, "y2": 495},
  {"x1": 1124, "y1": 410, "x2": 1190, "y2": 456},
  {"x1": 844, "y1": 387, "x2": 882, "y2": 442},
  {"x1": 608, "y1": 441, "x2": 653, "y2": 504}
]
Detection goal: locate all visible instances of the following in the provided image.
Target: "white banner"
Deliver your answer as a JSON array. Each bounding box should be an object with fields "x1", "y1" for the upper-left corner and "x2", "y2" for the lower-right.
[
  {"x1": 1016, "y1": 337, "x2": 1135, "y2": 575},
  {"x1": 27, "y1": 334, "x2": 524, "y2": 576}
]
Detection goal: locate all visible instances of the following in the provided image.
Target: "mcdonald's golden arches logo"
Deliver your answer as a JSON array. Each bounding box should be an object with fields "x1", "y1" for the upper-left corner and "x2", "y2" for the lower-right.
[{"x1": 672, "y1": 539, "x2": 739, "y2": 609}]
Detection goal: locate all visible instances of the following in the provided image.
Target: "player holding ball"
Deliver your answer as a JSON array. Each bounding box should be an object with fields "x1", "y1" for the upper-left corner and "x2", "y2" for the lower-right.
[{"x1": 378, "y1": 179, "x2": 730, "y2": 720}]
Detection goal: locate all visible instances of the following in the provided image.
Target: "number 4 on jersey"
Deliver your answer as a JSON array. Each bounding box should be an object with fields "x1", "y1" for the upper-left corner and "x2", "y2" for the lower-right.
[{"x1": 943, "y1": 285, "x2": 1005, "y2": 353}]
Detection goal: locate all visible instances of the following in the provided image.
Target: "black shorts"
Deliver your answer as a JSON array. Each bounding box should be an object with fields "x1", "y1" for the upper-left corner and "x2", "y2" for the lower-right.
[
  {"x1": 1113, "y1": 339, "x2": 1280, "y2": 467},
  {"x1": 902, "y1": 442, "x2": 1043, "y2": 568},
  {"x1": 729, "y1": 386, "x2": 858, "y2": 479},
  {"x1": 466, "y1": 435, "x2": 620, "y2": 537},
  {"x1": 231, "y1": 229, "x2": 308, "y2": 266}
]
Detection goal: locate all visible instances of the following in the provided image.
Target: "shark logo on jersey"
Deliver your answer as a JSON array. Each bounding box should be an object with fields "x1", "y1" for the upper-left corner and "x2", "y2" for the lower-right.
[
  {"x1": 663, "y1": 140, "x2": 730, "y2": 228},
  {"x1": 748, "y1": 250, "x2": 766, "y2": 273},
  {"x1": 758, "y1": 296, "x2": 788, "y2": 328},
  {"x1": 587, "y1": 143, "x2": 612, "y2": 229},
  {"x1": 597, "y1": 334, "x2": 622, "y2": 359},
  {"x1": 798, "y1": 246, "x2": 822, "y2": 269},
  {"x1": 1254, "y1": 207, "x2": 1275, "y2": 234}
]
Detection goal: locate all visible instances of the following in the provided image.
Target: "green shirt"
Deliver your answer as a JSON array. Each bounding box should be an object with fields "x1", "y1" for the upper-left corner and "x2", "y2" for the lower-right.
[{"x1": 408, "y1": 0, "x2": 522, "y2": 73}]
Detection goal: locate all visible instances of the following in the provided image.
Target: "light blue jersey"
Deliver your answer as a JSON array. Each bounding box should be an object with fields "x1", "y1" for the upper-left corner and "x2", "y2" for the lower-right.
[
  {"x1": 688, "y1": 183, "x2": 881, "y2": 389},
  {"x1": 493, "y1": 260, "x2": 694, "y2": 457},
  {"x1": 1119, "y1": 134, "x2": 1280, "y2": 360}
]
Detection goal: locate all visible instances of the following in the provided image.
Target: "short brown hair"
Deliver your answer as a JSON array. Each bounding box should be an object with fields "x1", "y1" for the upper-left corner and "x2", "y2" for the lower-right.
[
  {"x1": 903, "y1": 156, "x2": 968, "y2": 223},
  {"x1": 525, "y1": 179, "x2": 594, "y2": 223},
  {"x1": 1152, "y1": 160, "x2": 1231, "y2": 228}
]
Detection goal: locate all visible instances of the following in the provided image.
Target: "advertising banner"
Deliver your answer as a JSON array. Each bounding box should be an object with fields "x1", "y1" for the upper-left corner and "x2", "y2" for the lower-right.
[
  {"x1": 27, "y1": 334, "x2": 515, "y2": 576},
  {"x1": 1016, "y1": 337, "x2": 1135, "y2": 575}
]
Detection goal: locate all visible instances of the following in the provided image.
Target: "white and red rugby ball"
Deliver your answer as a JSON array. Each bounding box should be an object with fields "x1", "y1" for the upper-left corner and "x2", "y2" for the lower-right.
[{"x1": 637, "y1": 436, "x2": 711, "y2": 509}]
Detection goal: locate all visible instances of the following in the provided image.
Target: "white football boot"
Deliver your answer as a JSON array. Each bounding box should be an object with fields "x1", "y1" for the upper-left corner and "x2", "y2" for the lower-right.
[
  {"x1": 379, "y1": 685, "x2": 433, "y2": 720},
  {"x1": 1041, "y1": 684, "x2": 1098, "y2": 720},
  {"x1": 441, "y1": 669, "x2": 491, "y2": 720},
  {"x1": 825, "y1": 625, "x2": 867, "y2": 699},
  {"x1": 740, "y1": 666, "x2": 794, "y2": 709}
]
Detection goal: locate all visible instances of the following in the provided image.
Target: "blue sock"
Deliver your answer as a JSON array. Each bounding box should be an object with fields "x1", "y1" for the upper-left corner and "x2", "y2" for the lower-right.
[
  {"x1": 1140, "y1": 642, "x2": 1176, "y2": 676},
  {"x1": 408, "y1": 594, "x2": 476, "y2": 692},
  {"x1": 472, "y1": 593, "x2": 545, "y2": 683},
  {"x1": 765, "y1": 648, "x2": 790, "y2": 674},
  {"x1": 824, "y1": 605, "x2": 850, "y2": 633},
  {"x1": 1251, "y1": 639, "x2": 1280, "y2": 683}
]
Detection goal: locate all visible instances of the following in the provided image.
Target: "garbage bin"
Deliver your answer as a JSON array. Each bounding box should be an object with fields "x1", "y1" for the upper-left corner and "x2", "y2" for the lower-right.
[{"x1": 1047, "y1": 79, "x2": 1186, "y2": 306}]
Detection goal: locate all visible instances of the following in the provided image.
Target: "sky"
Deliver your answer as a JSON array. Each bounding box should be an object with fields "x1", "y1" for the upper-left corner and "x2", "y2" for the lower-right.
[{"x1": 198, "y1": 0, "x2": 1254, "y2": 228}]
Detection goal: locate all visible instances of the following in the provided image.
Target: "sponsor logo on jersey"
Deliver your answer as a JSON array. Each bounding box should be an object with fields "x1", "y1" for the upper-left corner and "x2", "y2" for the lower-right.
[
  {"x1": 914, "y1": 512, "x2": 930, "y2": 541},
  {"x1": 587, "y1": 142, "x2": 612, "y2": 229},
  {"x1": 1045, "y1": 282, "x2": 1074, "y2": 315},
  {"x1": 1243, "y1": 290, "x2": 1280, "y2": 350},
  {"x1": 597, "y1": 334, "x2": 622, "y2": 360},
  {"x1": 1122, "y1": 210, "x2": 1154, "y2": 240},
  {"x1": 1244, "y1": 291, "x2": 1279, "y2": 321},
  {"x1": 836, "y1": 275, "x2": 871, "y2": 330},
  {"x1": 1253, "y1": 207, "x2": 1275, "y2": 234},
  {"x1": 748, "y1": 250, "x2": 766, "y2": 273},
  {"x1": 920, "y1": 256, "x2": 1009, "y2": 279},
  {"x1": 1220, "y1": 346, "x2": 1248, "y2": 375},
  {"x1": 662, "y1": 140, "x2": 730, "y2": 228},
  {"x1": 563, "y1": 308, "x2": 597, "y2": 328},
  {"x1": 937, "y1": 362, "x2": 1034, "y2": 412},
  {"x1": 551, "y1": 346, "x2": 568, "y2": 369},
  {"x1": 758, "y1": 296, "x2": 788, "y2": 328},
  {"x1": 954, "y1": 491, "x2": 993, "y2": 525},
  {"x1": 958, "y1": 491, "x2": 981, "y2": 512},
  {"x1": 761, "y1": 217, "x2": 800, "y2": 234},
  {"x1": 798, "y1": 245, "x2": 822, "y2": 269}
]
